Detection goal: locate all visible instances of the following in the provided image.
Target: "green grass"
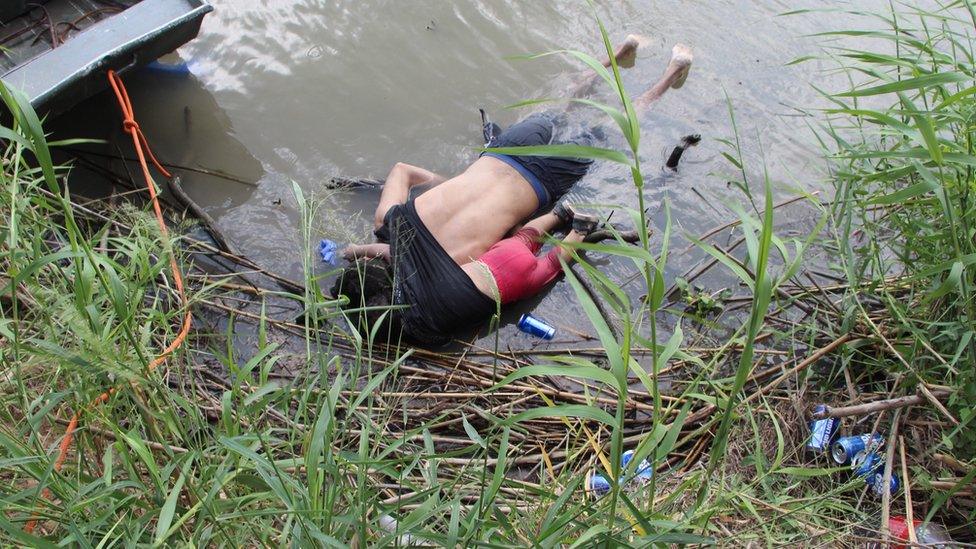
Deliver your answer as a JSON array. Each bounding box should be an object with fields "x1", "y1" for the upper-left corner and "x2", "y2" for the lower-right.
[
  {"x1": 1, "y1": 0, "x2": 975, "y2": 545},
  {"x1": 812, "y1": 0, "x2": 976, "y2": 453}
]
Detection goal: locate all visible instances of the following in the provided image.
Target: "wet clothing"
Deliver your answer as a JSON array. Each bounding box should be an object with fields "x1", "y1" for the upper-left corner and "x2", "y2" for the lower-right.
[
  {"x1": 483, "y1": 110, "x2": 603, "y2": 215},
  {"x1": 368, "y1": 110, "x2": 600, "y2": 344},
  {"x1": 376, "y1": 199, "x2": 495, "y2": 345},
  {"x1": 477, "y1": 228, "x2": 563, "y2": 304}
]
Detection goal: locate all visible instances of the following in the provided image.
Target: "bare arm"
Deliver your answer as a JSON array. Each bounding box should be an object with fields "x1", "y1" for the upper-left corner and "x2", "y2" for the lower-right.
[
  {"x1": 373, "y1": 162, "x2": 446, "y2": 229},
  {"x1": 397, "y1": 162, "x2": 446, "y2": 187},
  {"x1": 342, "y1": 243, "x2": 391, "y2": 263}
]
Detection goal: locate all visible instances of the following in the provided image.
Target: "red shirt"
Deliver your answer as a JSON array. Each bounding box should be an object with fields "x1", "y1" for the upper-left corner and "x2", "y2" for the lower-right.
[{"x1": 477, "y1": 228, "x2": 563, "y2": 304}]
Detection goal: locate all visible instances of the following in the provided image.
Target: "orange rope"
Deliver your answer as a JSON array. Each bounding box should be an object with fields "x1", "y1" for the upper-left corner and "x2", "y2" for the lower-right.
[{"x1": 25, "y1": 70, "x2": 192, "y2": 534}]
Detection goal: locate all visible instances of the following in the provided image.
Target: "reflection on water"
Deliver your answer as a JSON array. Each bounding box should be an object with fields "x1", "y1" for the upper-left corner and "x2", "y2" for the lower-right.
[
  {"x1": 50, "y1": 66, "x2": 263, "y2": 212},
  {"x1": 53, "y1": 0, "x2": 895, "y2": 345}
]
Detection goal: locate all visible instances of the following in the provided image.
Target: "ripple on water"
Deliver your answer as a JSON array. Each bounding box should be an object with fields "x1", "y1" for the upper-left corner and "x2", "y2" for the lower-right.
[{"x1": 60, "y1": 0, "x2": 904, "y2": 341}]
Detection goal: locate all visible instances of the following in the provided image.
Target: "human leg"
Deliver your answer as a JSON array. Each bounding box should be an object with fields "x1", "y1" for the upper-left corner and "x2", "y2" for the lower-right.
[
  {"x1": 633, "y1": 44, "x2": 693, "y2": 113},
  {"x1": 553, "y1": 209, "x2": 599, "y2": 263},
  {"x1": 568, "y1": 34, "x2": 644, "y2": 100},
  {"x1": 554, "y1": 229, "x2": 586, "y2": 263},
  {"x1": 522, "y1": 212, "x2": 564, "y2": 235}
]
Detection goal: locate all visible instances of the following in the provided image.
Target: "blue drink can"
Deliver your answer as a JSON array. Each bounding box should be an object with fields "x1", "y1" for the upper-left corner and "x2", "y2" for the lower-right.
[
  {"x1": 851, "y1": 451, "x2": 883, "y2": 478},
  {"x1": 585, "y1": 471, "x2": 612, "y2": 498},
  {"x1": 621, "y1": 450, "x2": 653, "y2": 483},
  {"x1": 868, "y1": 472, "x2": 900, "y2": 497},
  {"x1": 832, "y1": 433, "x2": 884, "y2": 464},
  {"x1": 807, "y1": 405, "x2": 838, "y2": 452},
  {"x1": 517, "y1": 313, "x2": 555, "y2": 340}
]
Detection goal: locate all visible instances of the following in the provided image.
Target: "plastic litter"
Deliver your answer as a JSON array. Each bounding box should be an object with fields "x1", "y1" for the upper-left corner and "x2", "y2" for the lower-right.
[
  {"x1": 318, "y1": 239, "x2": 339, "y2": 265},
  {"x1": 145, "y1": 60, "x2": 192, "y2": 75},
  {"x1": 888, "y1": 516, "x2": 954, "y2": 548}
]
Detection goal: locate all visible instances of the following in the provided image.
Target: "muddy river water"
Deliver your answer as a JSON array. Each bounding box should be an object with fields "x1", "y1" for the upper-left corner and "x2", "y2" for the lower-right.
[{"x1": 52, "y1": 0, "x2": 895, "y2": 347}]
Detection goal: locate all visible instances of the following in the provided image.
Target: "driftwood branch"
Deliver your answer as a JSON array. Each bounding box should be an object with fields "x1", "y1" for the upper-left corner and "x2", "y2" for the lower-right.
[
  {"x1": 583, "y1": 228, "x2": 639, "y2": 244},
  {"x1": 327, "y1": 176, "x2": 384, "y2": 189},
  {"x1": 811, "y1": 389, "x2": 952, "y2": 419},
  {"x1": 168, "y1": 176, "x2": 240, "y2": 256}
]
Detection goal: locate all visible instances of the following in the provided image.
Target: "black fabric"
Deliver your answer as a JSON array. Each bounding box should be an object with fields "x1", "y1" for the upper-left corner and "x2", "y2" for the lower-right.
[
  {"x1": 487, "y1": 110, "x2": 602, "y2": 210},
  {"x1": 382, "y1": 200, "x2": 496, "y2": 345}
]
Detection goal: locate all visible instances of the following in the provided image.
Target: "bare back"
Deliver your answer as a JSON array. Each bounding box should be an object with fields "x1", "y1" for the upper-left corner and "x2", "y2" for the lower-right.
[{"x1": 414, "y1": 156, "x2": 539, "y2": 264}]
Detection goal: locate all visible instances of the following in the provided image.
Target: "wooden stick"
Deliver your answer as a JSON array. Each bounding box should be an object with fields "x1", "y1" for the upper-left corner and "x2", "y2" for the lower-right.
[
  {"x1": 582, "y1": 228, "x2": 640, "y2": 244},
  {"x1": 168, "y1": 176, "x2": 240, "y2": 256},
  {"x1": 811, "y1": 390, "x2": 951, "y2": 419},
  {"x1": 327, "y1": 176, "x2": 383, "y2": 189},
  {"x1": 919, "y1": 383, "x2": 959, "y2": 425},
  {"x1": 900, "y1": 436, "x2": 916, "y2": 545},
  {"x1": 933, "y1": 453, "x2": 973, "y2": 475},
  {"x1": 66, "y1": 147, "x2": 258, "y2": 187},
  {"x1": 879, "y1": 408, "x2": 902, "y2": 546},
  {"x1": 744, "y1": 334, "x2": 852, "y2": 405}
]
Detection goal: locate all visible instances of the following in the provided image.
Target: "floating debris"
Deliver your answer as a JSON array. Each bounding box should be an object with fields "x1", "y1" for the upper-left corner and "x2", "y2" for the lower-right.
[{"x1": 665, "y1": 133, "x2": 701, "y2": 169}]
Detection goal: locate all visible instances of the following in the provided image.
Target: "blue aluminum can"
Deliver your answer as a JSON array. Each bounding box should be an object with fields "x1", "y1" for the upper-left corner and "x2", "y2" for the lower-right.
[
  {"x1": 807, "y1": 405, "x2": 839, "y2": 452},
  {"x1": 621, "y1": 450, "x2": 653, "y2": 483},
  {"x1": 517, "y1": 313, "x2": 555, "y2": 340},
  {"x1": 586, "y1": 472, "x2": 612, "y2": 498},
  {"x1": 832, "y1": 433, "x2": 885, "y2": 464},
  {"x1": 851, "y1": 451, "x2": 883, "y2": 478},
  {"x1": 868, "y1": 472, "x2": 900, "y2": 497}
]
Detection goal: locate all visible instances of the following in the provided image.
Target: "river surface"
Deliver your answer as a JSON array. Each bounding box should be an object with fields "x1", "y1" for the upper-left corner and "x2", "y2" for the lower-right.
[{"x1": 52, "y1": 0, "x2": 896, "y2": 348}]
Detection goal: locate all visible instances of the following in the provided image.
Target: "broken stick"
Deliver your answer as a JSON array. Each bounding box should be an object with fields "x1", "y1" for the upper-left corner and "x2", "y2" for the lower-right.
[{"x1": 811, "y1": 389, "x2": 952, "y2": 419}]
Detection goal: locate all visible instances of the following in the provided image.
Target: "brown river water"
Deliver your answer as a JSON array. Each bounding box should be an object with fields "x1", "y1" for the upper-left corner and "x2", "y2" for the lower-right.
[{"x1": 50, "y1": 0, "x2": 896, "y2": 348}]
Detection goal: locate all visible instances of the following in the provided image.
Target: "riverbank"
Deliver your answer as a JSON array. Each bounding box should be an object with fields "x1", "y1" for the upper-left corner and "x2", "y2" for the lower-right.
[{"x1": 2, "y1": 2, "x2": 975, "y2": 546}]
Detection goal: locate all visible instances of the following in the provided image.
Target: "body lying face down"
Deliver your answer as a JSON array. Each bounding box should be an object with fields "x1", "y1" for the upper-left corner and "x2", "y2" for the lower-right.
[{"x1": 330, "y1": 39, "x2": 693, "y2": 345}]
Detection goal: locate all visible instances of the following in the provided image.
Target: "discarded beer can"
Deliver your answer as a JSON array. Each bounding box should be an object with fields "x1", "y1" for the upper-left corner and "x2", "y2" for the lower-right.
[
  {"x1": 807, "y1": 404, "x2": 838, "y2": 452},
  {"x1": 585, "y1": 471, "x2": 612, "y2": 498},
  {"x1": 832, "y1": 433, "x2": 884, "y2": 464},
  {"x1": 517, "y1": 313, "x2": 555, "y2": 340},
  {"x1": 621, "y1": 450, "x2": 653, "y2": 484},
  {"x1": 867, "y1": 471, "x2": 900, "y2": 497},
  {"x1": 586, "y1": 450, "x2": 654, "y2": 499},
  {"x1": 851, "y1": 451, "x2": 883, "y2": 478}
]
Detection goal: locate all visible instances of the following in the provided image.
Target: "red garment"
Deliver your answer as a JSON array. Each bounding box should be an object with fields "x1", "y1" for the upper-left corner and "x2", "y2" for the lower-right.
[{"x1": 478, "y1": 228, "x2": 563, "y2": 304}]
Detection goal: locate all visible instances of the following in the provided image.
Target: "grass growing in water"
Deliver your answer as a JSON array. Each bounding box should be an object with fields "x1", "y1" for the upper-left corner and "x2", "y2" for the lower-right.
[{"x1": 2, "y1": 1, "x2": 975, "y2": 545}]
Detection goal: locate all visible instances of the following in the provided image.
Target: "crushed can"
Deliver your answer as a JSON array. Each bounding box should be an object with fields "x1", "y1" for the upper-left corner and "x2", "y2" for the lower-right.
[
  {"x1": 517, "y1": 313, "x2": 555, "y2": 340},
  {"x1": 807, "y1": 404, "x2": 839, "y2": 452},
  {"x1": 585, "y1": 450, "x2": 654, "y2": 499},
  {"x1": 851, "y1": 451, "x2": 883, "y2": 478},
  {"x1": 832, "y1": 433, "x2": 884, "y2": 464},
  {"x1": 585, "y1": 471, "x2": 612, "y2": 498},
  {"x1": 868, "y1": 472, "x2": 900, "y2": 497},
  {"x1": 621, "y1": 450, "x2": 653, "y2": 485}
]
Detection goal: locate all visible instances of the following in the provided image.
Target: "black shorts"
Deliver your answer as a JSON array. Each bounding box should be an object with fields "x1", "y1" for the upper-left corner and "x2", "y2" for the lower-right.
[
  {"x1": 483, "y1": 111, "x2": 603, "y2": 214},
  {"x1": 378, "y1": 200, "x2": 496, "y2": 345}
]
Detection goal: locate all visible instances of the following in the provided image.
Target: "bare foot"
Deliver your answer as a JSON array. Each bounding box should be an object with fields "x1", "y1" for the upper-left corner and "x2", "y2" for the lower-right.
[
  {"x1": 668, "y1": 43, "x2": 693, "y2": 89},
  {"x1": 613, "y1": 34, "x2": 645, "y2": 68}
]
